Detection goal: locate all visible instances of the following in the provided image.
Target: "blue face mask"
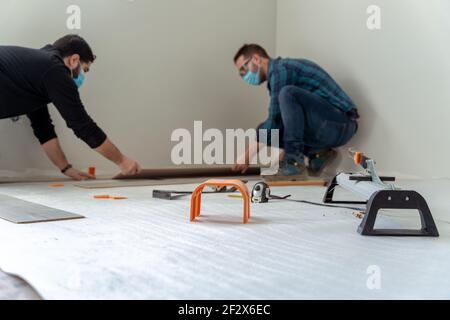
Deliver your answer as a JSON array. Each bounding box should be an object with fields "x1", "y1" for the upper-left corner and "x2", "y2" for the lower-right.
[
  {"x1": 243, "y1": 65, "x2": 261, "y2": 86},
  {"x1": 73, "y1": 70, "x2": 85, "y2": 89}
]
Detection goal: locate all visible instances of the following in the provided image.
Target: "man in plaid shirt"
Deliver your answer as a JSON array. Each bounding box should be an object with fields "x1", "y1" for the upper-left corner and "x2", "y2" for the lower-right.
[{"x1": 232, "y1": 44, "x2": 359, "y2": 180}]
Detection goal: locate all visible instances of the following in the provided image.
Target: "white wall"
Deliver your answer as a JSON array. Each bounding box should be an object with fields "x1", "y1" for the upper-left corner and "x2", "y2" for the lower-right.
[
  {"x1": 0, "y1": 0, "x2": 276, "y2": 178},
  {"x1": 3, "y1": 0, "x2": 449, "y2": 180},
  {"x1": 277, "y1": 0, "x2": 450, "y2": 178}
]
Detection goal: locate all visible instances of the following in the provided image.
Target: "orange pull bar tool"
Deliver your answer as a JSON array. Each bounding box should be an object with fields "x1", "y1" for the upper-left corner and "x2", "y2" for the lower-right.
[{"x1": 190, "y1": 179, "x2": 251, "y2": 224}]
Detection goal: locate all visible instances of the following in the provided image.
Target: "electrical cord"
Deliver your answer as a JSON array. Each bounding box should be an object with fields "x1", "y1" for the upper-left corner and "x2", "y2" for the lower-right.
[{"x1": 270, "y1": 195, "x2": 366, "y2": 211}]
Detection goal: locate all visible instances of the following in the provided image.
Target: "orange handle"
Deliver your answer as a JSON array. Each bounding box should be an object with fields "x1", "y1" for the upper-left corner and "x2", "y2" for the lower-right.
[{"x1": 354, "y1": 152, "x2": 364, "y2": 166}]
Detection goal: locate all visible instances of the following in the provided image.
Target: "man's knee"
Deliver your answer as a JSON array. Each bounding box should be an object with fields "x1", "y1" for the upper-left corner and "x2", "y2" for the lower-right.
[{"x1": 279, "y1": 86, "x2": 309, "y2": 112}]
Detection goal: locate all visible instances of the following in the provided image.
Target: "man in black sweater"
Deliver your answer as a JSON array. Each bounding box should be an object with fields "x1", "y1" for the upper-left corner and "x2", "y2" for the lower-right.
[{"x1": 0, "y1": 35, "x2": 141, "y2": 180}]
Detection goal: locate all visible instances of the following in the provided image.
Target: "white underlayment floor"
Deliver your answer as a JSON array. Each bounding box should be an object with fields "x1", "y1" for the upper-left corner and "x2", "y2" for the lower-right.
[{"x1": 0, "y1": 179, "x2": 449, "y2": 300}]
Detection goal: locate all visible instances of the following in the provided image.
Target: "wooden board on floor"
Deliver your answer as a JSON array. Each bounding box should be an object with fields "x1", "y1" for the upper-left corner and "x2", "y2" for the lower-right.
[
  {"x1": 113, "y1": 166, "x2": 262, "y2": 180},
  {"x1": 74, "y1": 166, "x2": 262, "y2": 189},
  {"x1": 0, "y1": 177, "x2": 70, "y2": 184},
  {"x1": 0, "y1": 194, "x2": 84, "y2": 224},
  {"x1": 74, "y1": 176, "x2": 262, "y2": 189}
]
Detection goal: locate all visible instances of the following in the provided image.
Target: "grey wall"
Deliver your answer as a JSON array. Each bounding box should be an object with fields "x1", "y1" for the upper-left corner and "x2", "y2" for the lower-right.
[
  {"x1": 0, "y1": 0, "x2": 277, "y2": 177},
  {"x1": 277, "y1": 0, "x2": 450, "y2": 178}
]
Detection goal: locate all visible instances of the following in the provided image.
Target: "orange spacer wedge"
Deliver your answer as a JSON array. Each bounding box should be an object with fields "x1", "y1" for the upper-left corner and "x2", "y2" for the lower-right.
[
  {"x1": 94, "y1": 195, "x2": 111, "y2": 199},
  {"x1": 190, "y1": 179, "x2": 250, "y2": 224},
  {"x1": 112, "y1": 197, "x2": 128, "y2": 200},
  {"x1": 88, "y1": 167, "x2": 96, "y2": 176}
]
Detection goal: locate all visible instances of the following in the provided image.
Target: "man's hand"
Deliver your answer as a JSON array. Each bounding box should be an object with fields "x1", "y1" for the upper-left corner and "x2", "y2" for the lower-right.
[
  {"x1": 64, "y1": 168, "x2": 96, "y2": 181},
  {"x1": 232, "y1": 141, "x2": 263, "y2": 174},
  {"x1": 118, "y1": 155, "x2": 142, "y2": 176},
  {"x1": 232, "y1": 163, "x2": 250, "y2": 174},
  {"x1": 41, "y1": 139, "x2": 94, "y2": 181},
  {"x1": 232, "y1": 152, "x2": 250, "y2": 174},
  {"x1": 95, "y1": 139, "x2": 142, "y2": 176}
]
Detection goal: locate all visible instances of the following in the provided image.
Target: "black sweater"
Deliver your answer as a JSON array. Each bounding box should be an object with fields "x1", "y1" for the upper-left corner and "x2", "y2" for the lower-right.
[{"x1": 0, "y1": 45, "x2": 107, "y2": 148}]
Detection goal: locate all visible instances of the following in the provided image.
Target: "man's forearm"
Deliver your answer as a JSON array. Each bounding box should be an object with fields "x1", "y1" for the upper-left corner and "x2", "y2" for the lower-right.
[
  {"x1": 95, "y1": 138, "x2": 125, "y2": 165},
  {"x1": 42, "y1": 138, "x2": 69, "y2": 170},
  {"x1": 248, "y1": 141, "x2": 264, "y2": 163}
]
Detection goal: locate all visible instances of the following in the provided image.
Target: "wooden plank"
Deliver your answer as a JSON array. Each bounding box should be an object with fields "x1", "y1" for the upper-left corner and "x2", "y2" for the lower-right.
[
  {"x1": 74, "y1": 176, "x2": 261, "y2": 189},
  {"x1": 75, "y1": 166, "x2": 262, "y2": 189},
  {"x1": 113, "y1": 166, "x2": 261, "y2": 180},
  {"x1": 0, "y1": 194, "x2": 84, "y2": 224}
]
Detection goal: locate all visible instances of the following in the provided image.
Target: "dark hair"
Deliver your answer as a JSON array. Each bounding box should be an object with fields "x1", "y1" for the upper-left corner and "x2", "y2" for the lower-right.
[
  {"x1": 53, "y1": 34, "x2": 96, "y2": 63},
  {"x1": 233, "y1": 44, "x2": 270, "y2": 63}
]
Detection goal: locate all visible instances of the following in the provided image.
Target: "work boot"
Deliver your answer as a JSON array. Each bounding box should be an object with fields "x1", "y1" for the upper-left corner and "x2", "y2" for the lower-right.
[
  {"x1": 263, "y1": 154, "x2": 307, "y2": 182},
  {"x1": 306, "y1": 149, "x2": 337, "y2": 177}
]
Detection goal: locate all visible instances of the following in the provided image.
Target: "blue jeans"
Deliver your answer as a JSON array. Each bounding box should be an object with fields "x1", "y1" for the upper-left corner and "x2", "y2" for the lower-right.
[{"x1": 277, "y1": 86, "x2": 358, "y2": 156}]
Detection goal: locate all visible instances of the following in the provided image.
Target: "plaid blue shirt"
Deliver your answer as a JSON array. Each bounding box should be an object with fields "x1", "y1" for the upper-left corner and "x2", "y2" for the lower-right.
[{"x1": 261, "y1": 58, "x2": 357, "y2": 140}]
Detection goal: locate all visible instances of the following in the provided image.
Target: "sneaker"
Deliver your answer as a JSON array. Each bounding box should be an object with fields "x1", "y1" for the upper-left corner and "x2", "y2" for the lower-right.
[
  {"x1": 263, "y1": 154, "x2": 307, "y2": 182},
  {"x1": 306, "y1": 149, "x2": 337, "y2": 177}
]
